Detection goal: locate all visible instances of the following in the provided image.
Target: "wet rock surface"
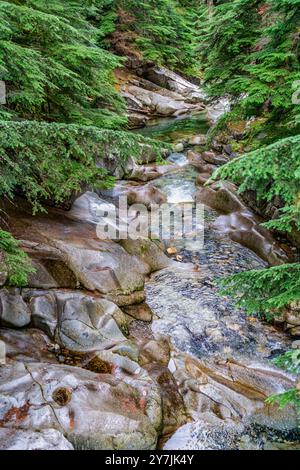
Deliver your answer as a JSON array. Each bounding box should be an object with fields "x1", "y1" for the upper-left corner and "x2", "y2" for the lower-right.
[
  {"x1": 164, "y1": 418, "x2": 300, "y2": 450},
  {"x1": 0, "y1": 428, "x2": 74, "y2": 450},
  {"x1": 0, "y1": 74, "x2": 299, "y2": 450},
  {"x1": 195, "y1": 181, "x2": 290, "y2": 266},
  {"x1": 118, "y1": 67, "x2": 205, "y2": 125},
  {"x1": 0, "y1": 328, "x2": 58, "y2": 364},
  {"x1": 0, "y1": 362, "x2": 161, "y2": 450}
]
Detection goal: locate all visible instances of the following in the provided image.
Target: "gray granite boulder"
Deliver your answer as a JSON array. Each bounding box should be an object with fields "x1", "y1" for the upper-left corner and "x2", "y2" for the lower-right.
[
  {"x1": 0, "y1": 290, "x2": 31, "y2": 328},
  {"x1": 0, "y1": 362, "x2": 161, "y2": 450}
]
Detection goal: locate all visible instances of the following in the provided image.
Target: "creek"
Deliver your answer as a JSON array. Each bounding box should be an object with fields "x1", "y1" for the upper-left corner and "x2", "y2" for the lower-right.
[
  {"x1": 133, "y1": 113, "x2": 300, "y2": 450},
  {"x1": 0, "y1": 111, "x2": 299, "y2": 451}
]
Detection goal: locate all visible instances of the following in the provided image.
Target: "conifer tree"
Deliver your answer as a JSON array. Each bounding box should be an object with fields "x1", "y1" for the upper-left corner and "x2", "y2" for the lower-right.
[{"x1": 0, "y1": 0, "x2": 126, "y2": 127}]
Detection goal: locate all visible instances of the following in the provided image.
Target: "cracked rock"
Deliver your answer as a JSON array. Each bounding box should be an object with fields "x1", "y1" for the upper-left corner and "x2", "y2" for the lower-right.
[{"x1": 0, "y1": 362, "x2": 161, "y2": 450}]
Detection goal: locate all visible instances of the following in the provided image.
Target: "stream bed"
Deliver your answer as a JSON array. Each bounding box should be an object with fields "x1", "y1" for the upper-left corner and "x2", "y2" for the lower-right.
[
  {"x1": 135, "y1": 115, "x2": 300, "y2": 450},
  {"x1": 0, "y1": 112, "x2": 299, "y2": 451}
]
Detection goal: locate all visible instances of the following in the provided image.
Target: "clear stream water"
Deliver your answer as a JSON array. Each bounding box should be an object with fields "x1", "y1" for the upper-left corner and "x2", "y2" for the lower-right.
[{"x1": 134, "y1": 114, "x2": 300, "y2": 450}]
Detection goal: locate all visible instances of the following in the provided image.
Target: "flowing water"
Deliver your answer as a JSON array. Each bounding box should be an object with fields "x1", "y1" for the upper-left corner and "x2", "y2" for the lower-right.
[{"x1": 134, "y1": 114, "x2": 300, "y2": 450}]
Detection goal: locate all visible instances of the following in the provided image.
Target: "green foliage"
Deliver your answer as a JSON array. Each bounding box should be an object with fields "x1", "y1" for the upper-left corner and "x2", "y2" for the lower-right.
[
  {"x1": 267, "y1": 388, "x2": 300, "y2": 420},
  {"x1": 130, "y1": 0, "x2": 197, "y2": 71},
  {"x1": 201, "y1": 0, "x2": 263, "y2": 95},
  {"x1": 273, "y1": 350, "x2": 300, "y2": 376},
  {"x1": 266, "y1": 350, "x2": 300, "y2": 421},
  {"x1": 100, "y1": 0, "x2": 202, "y2": 74},
  {"x1": 0, "y1": 0, "x2": 126, "y2": 128},
  {"x1": 0, "y1": 230, "x2": 35, "y2": 286},
  {"x1": 201, "y1": 2, "x2": 300, "y2": 418},
  {"x1": 217, "y1": 264, "x2": 300, "y2": 317},
  {"x1": 214, "y1": 137, "x2": 300, "y2": 331},
  {"x1": 0, "y1": 0, "x2": 177, "y2": 293},
  {"x1": 201, "y1": 0, "x2": 300, "y2": 132},
  {"x1": 0, "y1": 120, "x2": 166, "y2": 214},
  {"x1": 213, "y1": 135, "x2": 300, "y2": 232},
  {"x1": 0, "y1": 0, "x2": 206, "y2": 127}
]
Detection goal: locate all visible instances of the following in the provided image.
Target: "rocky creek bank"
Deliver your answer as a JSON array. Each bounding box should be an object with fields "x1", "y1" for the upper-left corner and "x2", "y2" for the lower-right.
[{"x1": 0, "y1": 68, "x2": 300, "y2": 451}]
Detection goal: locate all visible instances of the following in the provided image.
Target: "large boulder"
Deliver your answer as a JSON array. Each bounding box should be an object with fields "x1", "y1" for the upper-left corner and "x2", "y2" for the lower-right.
[
  {"x1": 187, "y1": 151, "x2": 216, "y2": 174},
  {"x1": 120, "y1": 239, "x2": 170, "y2": 273},
  {"x1": 78, "y1": 140, "x2": 169, "y2": 181},
  {"x1": 0, "y1": 327, "x2": 58, "y2": 364},
  {"x1": 145, "y1": 364, "x2": 187, "y2": 437},
  {"x1": 121, "y1": 70, "x2": 205, "y2": 120},
  {"x1": 7, "y1": 206, "x2": 171, "y2": 303},
  {"x1": 162, "y1": 342, "x2": 299, "y2": 450},
  {"x1": 0, "y1": 362, "x2": 161, "y2": 450},
  {"x1": 125, "y1": 85, "x2": 195, "y2": 117},
  {"x1": 0, "y1": 289, "x2": 31, "y2": 328},
  {"x1": 201, "y1": 151, "x2": 228, "y2": 166},
  {"x1": 0, "y1": 289, "x2": 128, "y2": 353},
  {"x1": 164, "y1": 350, "x2": 299, "y2": 450},
  {"x1": 126, "y1": 185, "x2": 167, "y2": 208},
  {"x1": 32, "y1": 291, "x2": 127, "y2": 352},
  {"x1": 126, "y1": 112, "x2": 149, "y2": 129},
  {"x1": 128, "y1": 162, "x2": 177, "y2": 182},
  {"x1": 144, "y1": 67, "x2": 204, "y2": 100},
  {"x1": 195, "y1": 173, "x2": 212, "y2": 186},
  {"x1": 196, "y1": 185, "x2": 244, "y2": 213},
  {"x1": 195, "y1": 183, "x2": 290, "y2": 265},
  {"x1": 99, "y1": 184, "x2": 167, "y2": 209}
]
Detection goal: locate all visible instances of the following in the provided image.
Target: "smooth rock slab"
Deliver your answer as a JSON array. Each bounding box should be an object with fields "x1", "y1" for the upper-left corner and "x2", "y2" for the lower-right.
[
  {"x1": 125, "y1": 85, "x2": 198, "y2": 117},
  {"x1": 0, "y1": 328, "x2": 58, "y2": 364},
  {"x1": 144, "y1": 67, "x2": 202, "y2": 98},
  {"x1": 9, "y1": 210, "x2": 150, "y2": 296},
  {"x1": 0, "y1": 290, "x2": 31, "y2": 328},
  {"x1": 168, "y1": 351, "x2": 297, "y2": 427},
  {"x1": 164, "y1": 416, "x2": 243, "y2": 450},
  {"x1": 0, "y1": 428, "x2": 74, "y2": 450},
  {"x1": 0, "y1": 362, "x2": 161, "y2": 450},
  {"x1": 26, "y1": 290, "x2": 128, "y2": 352},
  {"x1": 55, "y1": 293, "x2": 127, "y2": 352}
]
